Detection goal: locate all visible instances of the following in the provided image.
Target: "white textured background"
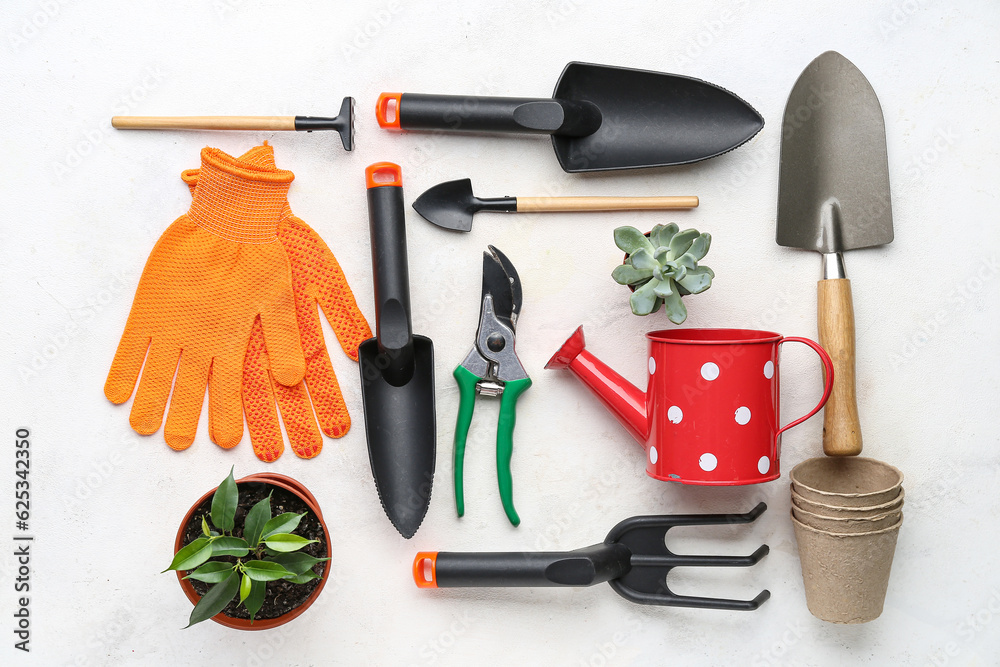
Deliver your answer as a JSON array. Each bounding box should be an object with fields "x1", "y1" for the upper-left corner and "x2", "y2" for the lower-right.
[{"x1": 1, "y1": 1, "x2": 998, "y2": 665}]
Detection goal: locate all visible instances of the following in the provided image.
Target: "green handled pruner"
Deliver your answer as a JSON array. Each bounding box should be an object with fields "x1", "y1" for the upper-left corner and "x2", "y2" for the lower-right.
[{"x1": 454, "y1": 246, "x2": 531, "y2": 526}]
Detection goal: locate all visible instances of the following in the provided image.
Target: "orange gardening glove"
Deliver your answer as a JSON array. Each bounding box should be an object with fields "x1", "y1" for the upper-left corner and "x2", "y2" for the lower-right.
[
  {"x1": 105, "y1": 147, "x2": 305, "y2": 450},
  {"x1": 182, "y1": 145, "x2": 371, "y2": 462}
]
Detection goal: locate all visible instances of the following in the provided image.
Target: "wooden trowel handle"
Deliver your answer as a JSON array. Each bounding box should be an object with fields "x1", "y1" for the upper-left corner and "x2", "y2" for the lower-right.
[
  {"x1": 817, "y1": 278, "x2": 862, "y2": 456},
  {"x1": 516, "y1": 196, "x2": 699, "y2": 212}
]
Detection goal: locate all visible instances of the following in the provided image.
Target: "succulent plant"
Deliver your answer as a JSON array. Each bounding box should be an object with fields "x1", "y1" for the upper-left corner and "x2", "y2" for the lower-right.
[{"x1": 612, "y1": 223, "x2": 714, "y2": 323}]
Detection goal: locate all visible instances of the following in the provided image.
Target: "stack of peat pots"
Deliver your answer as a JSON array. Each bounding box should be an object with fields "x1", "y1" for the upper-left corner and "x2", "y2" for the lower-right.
[{"x1": 789, "y1": 457, "x2": 904, "y2": 623}]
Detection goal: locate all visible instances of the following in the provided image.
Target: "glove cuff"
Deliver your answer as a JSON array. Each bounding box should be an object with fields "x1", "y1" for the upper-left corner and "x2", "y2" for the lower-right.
[{"x1": 187, "y1": 146, "x2": 294, "y2": 244}]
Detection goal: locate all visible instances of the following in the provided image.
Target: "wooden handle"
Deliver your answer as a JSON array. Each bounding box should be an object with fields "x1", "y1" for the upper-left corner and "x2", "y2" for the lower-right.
[
  {"x1": 515, "y1": 196, "x2": 698, "y2": 212},
  {"x1": 111, "y1": 116, "x2": 297, "y2": 131},
  {"x1": 817, "y1": 278, "x2": 862, "y2": 456}
]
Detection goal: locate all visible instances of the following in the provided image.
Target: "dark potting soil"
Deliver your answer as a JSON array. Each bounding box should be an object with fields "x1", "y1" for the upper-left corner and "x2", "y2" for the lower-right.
[{"x1": 180, "y1": 482, "x2": 328, "y2": 621}]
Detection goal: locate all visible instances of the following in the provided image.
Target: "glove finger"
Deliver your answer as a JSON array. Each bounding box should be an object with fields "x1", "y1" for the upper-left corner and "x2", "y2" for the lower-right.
[
  {"x1": 286, "y1": 216, "x2": 371, "y2": 361},
  {"x1": 242, "y1": 318, "x2": 284, "y2": 463},
  {"x1": 304, "y1": 345, "x2": 351, "y2": 439},
  {"x1": 208, "y1": 354, "x2": 244, "y2": 449},
  {"x1": 274, "y1": 378, "x2": 324, "y2": 459},
  {"x1": 163, "y1": 352, "x2": 211, "y2": 450},
  {"x1": 259, "y1": 296, "x2": 306, "y2": 387},
  {"x1": 105, "y1": 328, "x2": 150, "y2": 404},
  {"x1": 129, "y1": 341, "x2": 181, "y2": 436}
]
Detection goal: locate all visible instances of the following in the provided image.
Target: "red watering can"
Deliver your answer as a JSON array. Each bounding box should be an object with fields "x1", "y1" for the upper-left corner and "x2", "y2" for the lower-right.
[{"x1": 546, "y1": 327, "x2": 834, "y2": 485}]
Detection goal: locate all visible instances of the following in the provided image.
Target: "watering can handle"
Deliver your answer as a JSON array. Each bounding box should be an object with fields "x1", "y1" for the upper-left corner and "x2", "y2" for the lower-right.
[{"x1": 775, "y1": 337, "x2": 835, "y2": 436}]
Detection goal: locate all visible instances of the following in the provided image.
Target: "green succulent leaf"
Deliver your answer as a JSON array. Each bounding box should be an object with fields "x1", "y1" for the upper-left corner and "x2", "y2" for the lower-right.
[
  {"x1": 186, "y1": 571, "x2": 240, "y2": 628},
  {"x1": 662, "y1": 288, "x2": 689, "y2": 324},
  {"x1": 677, "y1": 266, "x2": 715, "y2": 294},
  {"x1": 667, "y1": 229, "x2": 701, "y2": 260},
  {"x1": 611, "y1": 264, "x2": 653, "y2": 285},
  {"x1": 269, "y1": 552, "x2": 330, "y2": 576},
  {"x1": 245, "y1": 579, "x2": 266, "y2": 622},
  {"x1": 628, "y1": 247, "x2": 658, "y2": 271},
  {"x1": 283, "y1": 571, "x2": 322, "y2": 585},
  {"x1": 652, "y1": 279, "x2": 675, "y2": 299},
  {"x1": 211, "y1": 536, "x2": 250, "y2": 558},
  {"x1": 650, "y1": 223, "x2": 679, "y2": 249},
  {"x1": 210, "y1": 467, "x2": 238, "y2": 532},
  {"x1": 264, "y1": 533, "x2": 318, "y2": 553},
  {"x1": 164, "y1": 537, "x2": 214, "y2": 573},
  {"x1": 613, "y1": 226, "x2": 654, "y2": 254},
  {"x1": 239, "y1": 573, "x2": 252, "y2": 605},
  {"x1": 677, "y1": 233, "x2": 712, "y2": 268},
  {"x1": 629, "y1": 279, "x2": 661, "y2": 316},
  {"x1": 243, "y1": 560, "x2": 295, "y2": 582},
  {"x1": 184, "y1": 562, "x2": 235, "y2": 584},
  {"x1": 243, "y1": 494, "x2": 272, "y2": 547},
  {"x1": 261, "y1": 512, "x2": 305, "y2": 540}
]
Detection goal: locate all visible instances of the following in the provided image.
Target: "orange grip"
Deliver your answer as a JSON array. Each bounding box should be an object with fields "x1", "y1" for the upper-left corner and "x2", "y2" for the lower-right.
[
  {"x1": 413, "y1": 552, "x2": 438, "y2": 588},
  {"x1": 365, "y1": 162, "x2": 403, "y2": 189},
  {"x1": 376, "y1": 93, "x2": 403, "y2": 130}
]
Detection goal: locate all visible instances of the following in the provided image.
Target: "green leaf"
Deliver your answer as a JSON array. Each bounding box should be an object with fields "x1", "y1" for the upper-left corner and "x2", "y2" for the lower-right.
[
  {"x1": 611, "y1": 264, "x2": 652, "y2": 285},
  {"x1": 677, "y1": 266, "x2": 715, "y2": 295},
  {"x1": 628, "y1": 247, "x2": 658, "y2": 272},
  {"x1": 652, "y1": 279, "x2": 675, "y2": 299},
  {"x1": 211, "y1": 536, "x2": 250, "y2": 558},
  {"x1": 270, "y1": 552, "x2": 330, "y2": 576},
  {"x1": 650, "y1": 223, "x2": 678, "y2": 250},
  {"x1": 667, "y1": 229, "x2": 701, "y2": 260},
  {"x1": 244, "y1": 494, "x2": 272, "y2": 547},
  {"x1": 260, "y1": 512, "x2": 304, "y2": 540},
  {"x1": 264, "y1": 533, "x2": 319, "y2": 553},
  {"x1": 186, "y1": 571, "x2": 240, "y2": 628},
  {"x1": 613, "y1": 226, "x2": 654, "y2": 254},
  {"x1": 184, "y1": 562, "x2": 234, "y2": 584},
  {"x1": 629, "y1": 279, "x2": 661, "y2": 316},
  {"x1": 283, "y1": 570, "x2": 321, "y2": 584},
  {"x1": 677, "y1": 233, "x2": 711, "y2": 267},
  {"x1": 245, "y1": 579, "x2": 266, "y2": 622},
  {"x1": 243, "y1": 560, "x2": 295, "y2": 582},
  {"x1": 201, "y1": 516, "x2": 210, "y2": 537},
  {"x1": 239, "y1": 573, "x2": 252, "y2": 604},
  {"x1": 164, "y1": 537, "x2": 214, "y2": 572},
  {"x1": 662, "y1": 288, "x2": 689, "y2": 324},
  {"x1": 210, "y1": 467, "x2": 238, "y2": 532}
]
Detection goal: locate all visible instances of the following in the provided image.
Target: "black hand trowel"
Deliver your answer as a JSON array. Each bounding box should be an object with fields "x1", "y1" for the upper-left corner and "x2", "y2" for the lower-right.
[
  {"x1": 377, "y1": 62, "x2": 763, "y2": 173},
  {"x1": 359, "y1": 162, "x2": 436, "y2": 539}
]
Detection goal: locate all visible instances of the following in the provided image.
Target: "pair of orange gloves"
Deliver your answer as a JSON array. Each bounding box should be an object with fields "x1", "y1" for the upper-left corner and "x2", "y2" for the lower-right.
[{"x1": 105, "y1": 145, "x2": 371, "y2": 462}]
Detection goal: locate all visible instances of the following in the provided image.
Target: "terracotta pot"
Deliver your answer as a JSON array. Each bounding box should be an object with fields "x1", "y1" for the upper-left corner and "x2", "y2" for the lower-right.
[
  {"x1": 173, "y1": 473, "x2": 331, "y2": 630},
  {"x1": 791, "y1": 487, "x2": 904, "y2": 517},
  {"x1": 790, "y1": 457, "x2": 903, "y2": 507}
]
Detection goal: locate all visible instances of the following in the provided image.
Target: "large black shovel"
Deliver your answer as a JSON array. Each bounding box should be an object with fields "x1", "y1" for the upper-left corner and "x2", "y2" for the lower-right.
[
  {"x1": 359, "y1": 162, "x2": 436, "y2": 539},
  {"x1": 376, "y1": 62, "x2": 763, "y2": 173}
]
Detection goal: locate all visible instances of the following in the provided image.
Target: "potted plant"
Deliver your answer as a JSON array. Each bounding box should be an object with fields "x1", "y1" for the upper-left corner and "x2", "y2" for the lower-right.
[
  {"x1": 166, "y1": 469, "x2": 331, "y2": 629},
  {"x1": 611, "y1": 223, "x2": 715, "y2": 324}
]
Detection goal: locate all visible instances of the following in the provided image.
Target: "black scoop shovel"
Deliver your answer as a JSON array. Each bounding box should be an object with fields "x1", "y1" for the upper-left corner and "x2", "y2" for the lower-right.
[
  {"x1": 359, "y1": 162, "x2": 436, "y2": 539},
  {"x1": 376, "y1": 62, "x2": 763, "y2": 172}
]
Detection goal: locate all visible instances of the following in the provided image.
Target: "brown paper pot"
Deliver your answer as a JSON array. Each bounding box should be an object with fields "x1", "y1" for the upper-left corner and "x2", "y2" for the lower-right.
[
  {"x1": 792, "y1": 487, "x2": 905, "y2": 518},
  {"x1": 792, "y1": 506, "x2": 901, "y2": 533},
  {"x1": 792, "y1": 513, "x2": 902, "y2": 623},
  {"x1": 791, "y1": 457, "x2": 903, "y2": 507}
]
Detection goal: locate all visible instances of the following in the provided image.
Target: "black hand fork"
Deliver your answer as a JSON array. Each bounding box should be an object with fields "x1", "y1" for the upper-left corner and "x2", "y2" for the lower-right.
[{"x1": 414, "y1": 503, "x2": 770, "y2": 611}]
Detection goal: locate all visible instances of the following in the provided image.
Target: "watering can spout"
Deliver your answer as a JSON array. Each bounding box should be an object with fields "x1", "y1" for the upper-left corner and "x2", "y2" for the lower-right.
[{"x1": 545, "y1": 326, "x2": 649, "y2": 443}]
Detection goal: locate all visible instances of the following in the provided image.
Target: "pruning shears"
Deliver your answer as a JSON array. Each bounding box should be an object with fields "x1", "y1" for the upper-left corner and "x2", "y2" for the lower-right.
[{"x1": 453, "y1": 246, "x2": 531, "y2": 526}]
